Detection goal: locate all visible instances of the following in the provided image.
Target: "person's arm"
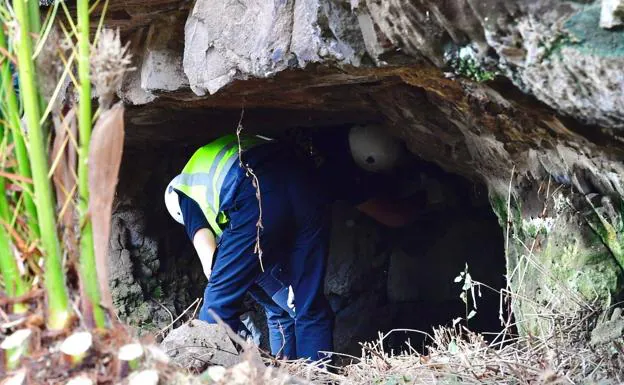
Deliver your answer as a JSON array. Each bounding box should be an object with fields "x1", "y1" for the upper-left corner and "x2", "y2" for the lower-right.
[
  {"x1": 177, "y1": 192, "x2": 217, "y2": 279},
  {"x1": 193, "y1": 228, "x2": 217, "y2": 279}
]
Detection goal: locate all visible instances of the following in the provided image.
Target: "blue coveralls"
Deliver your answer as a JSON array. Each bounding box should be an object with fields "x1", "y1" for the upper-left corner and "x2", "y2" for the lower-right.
[
  {"x1": 196, "y1": 143, "x2": 333, "y2": 361},
  {"x1": 247, "y1": 267, "x2": 296, "y2": 357},
  {"x1": 244, "y1": 127, "x2": 395, "y2": 357}
]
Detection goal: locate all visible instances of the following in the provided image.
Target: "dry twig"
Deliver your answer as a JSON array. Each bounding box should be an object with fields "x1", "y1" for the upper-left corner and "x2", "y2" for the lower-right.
[{"x1": 234, "y1": 109, "x2": 265, "y2": 272}]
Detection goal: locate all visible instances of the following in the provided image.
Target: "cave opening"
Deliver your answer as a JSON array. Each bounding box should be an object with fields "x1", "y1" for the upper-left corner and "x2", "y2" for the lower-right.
[{"x1": 108, "y1": 107, "x2": 506, "y2": 358}]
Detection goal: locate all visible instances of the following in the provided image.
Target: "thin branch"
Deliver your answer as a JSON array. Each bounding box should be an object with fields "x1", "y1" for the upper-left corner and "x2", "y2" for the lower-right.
[{"x1": 234, "y1": 108, "x2": 265, "y2": 272}]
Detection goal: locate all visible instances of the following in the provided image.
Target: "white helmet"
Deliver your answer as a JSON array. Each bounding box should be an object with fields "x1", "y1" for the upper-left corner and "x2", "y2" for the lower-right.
[
  {"x1": 348, "y1": 125, "x2": 403, "y2": 173},
  {"x1": 164, "y1": 178, "x2": 184, "y2": 225}
]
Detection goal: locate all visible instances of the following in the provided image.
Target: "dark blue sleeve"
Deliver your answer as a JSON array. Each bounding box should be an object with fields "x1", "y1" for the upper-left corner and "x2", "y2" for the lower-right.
[{"x1": 176, "y1": 191, "x2": 211, "y2": 241}]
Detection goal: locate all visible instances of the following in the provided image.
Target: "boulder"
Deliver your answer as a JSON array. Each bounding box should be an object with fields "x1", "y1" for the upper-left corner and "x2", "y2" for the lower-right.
[
  {"x1": 183, "y1": 0, "x2": 367, "y2": 96},
  {"x1": 140, "y1": 13, "x2": 189, "y2": 93},
  {"x1": 161, "y1": 320, "x2": 242, "y2": 372},
  {"x1": 490, "y1": 186, "x2": 624, "y2": 335},
  {"x1": 591, "y1": 307, "x2": 624, "y2": 346}
]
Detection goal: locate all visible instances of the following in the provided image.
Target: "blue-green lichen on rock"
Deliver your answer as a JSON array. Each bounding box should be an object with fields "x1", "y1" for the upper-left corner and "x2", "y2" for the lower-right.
[
  {"x1": 517, "y1": 2, "x2": 624, "y2": 129},
  {"x1": 564, "y1": 4, "x2": 624, "y2": 58}
]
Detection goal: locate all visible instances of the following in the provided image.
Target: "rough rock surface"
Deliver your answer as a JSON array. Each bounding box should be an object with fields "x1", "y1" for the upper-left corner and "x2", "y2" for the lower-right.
[
  {"x1": 161, "y1": 320, "x2": 241, "y2": 371},
  {"x1": 366, "y1": 1, "x2": 624, "y2": 129},
  {"x1": 491, "y1": 186, "x2": 624, "y2": 335},
  {"x1": 183, "y1": 0, "x2": 368, "y2": 96},
  {"x1": 591, "y1": 307, "x2": 624, "y2": 346},
  {"x1": 324, "y1": 203, "x2": 386, "y2": 298},
  {"x1": 114, "y1": 0, "x2": 624, "y2": 130},
  {"x1": 108, "y1": 147, "x2": 205, "y2": 333},
  {"x1": 101, "y1": 0, "x2": 624, "y2": 338},
  {"x1": 140, "y1": 13, "x2": 189, "y2": 93},
  {"x1": 109, "y1": 208, "x2": 168, "y2": 328}
]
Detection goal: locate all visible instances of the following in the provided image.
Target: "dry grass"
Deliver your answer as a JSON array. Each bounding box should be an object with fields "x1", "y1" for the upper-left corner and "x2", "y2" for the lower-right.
[
  {"x1": 277, "y1": 310, "x2": 622, "y2": 384},
  {"x1": 3, "y1": 285, "x2": 621, "y2": 384}
]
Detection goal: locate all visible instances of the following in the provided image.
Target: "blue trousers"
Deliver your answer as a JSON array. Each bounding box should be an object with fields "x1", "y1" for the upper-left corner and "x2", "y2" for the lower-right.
[
  {"x1": 248, "y1": 267, "x2": 296, "y2": 358},
  {"x1": 198, "y1": 158, "x2": 333, "y2": 360}
]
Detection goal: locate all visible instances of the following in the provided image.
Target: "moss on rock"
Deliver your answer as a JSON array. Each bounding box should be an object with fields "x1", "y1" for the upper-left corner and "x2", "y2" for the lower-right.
[{"x1": 490, "y1": 184, "x2": 624, "y2": 335}]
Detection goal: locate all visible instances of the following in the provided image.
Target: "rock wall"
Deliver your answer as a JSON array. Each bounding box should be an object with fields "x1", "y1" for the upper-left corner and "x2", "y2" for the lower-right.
[
  {"x1": 368, "y1": 1, "x2": 624, "y2": 129},
  {"x1": 92, "y1": 0, "x2": 624, "y2": 337},
  {"x1": 490, "y1": 179, "x2": 624, "y2": 335},
  {"x1": 108, "y1": 145, "x2": 205, "y2": 333},
  {"x1": 183, "y1": 0, "x2": 368, "y2": 95}
]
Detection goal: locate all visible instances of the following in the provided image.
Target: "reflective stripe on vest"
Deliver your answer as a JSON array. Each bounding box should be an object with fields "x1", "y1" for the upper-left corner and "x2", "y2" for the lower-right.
[{"x1": 171, "y1": 134, "x2": 269, "y2": 237}]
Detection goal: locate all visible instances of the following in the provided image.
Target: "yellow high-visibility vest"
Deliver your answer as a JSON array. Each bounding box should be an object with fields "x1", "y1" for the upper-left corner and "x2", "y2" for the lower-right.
[{"x1": 171, "y1": 134, "x2": 268, "y2": 237}]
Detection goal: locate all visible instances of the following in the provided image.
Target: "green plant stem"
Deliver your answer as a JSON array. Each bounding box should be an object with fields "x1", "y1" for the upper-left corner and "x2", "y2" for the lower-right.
[
  {"x1": 0, "y1": 211, "x2": 28, "y2": 313},
  {"x1": 0, "y1": 177, "x2": 9, "y2": 221},
  {"x1": 28, "y1": 0, "x2": 41, "y2": 35},
  {"x1": 13, "y1": 0, "x2": 69, "y2": 329},
  {"x1": 27, "y1": 0, "x2": 48, "y2": 119},
  {"x1": 0, "y1": 124, "x2": 10, "y2": 221},
  {"x1": 0, "y1": 137, "x2": 9, "y2": 221},
  {"x1": 0, "y1": 126, "x2": 27, "y2": 315},
  {"x1": 0, "y1": 25, "x2": 39, "y2": 237},
  {"x1": 76, "y1": 0, "x2": 105, "y2": 329}
]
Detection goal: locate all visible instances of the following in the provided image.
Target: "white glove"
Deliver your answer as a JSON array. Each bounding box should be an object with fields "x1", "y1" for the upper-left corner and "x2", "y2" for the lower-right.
[{"x1": 287, "y1": 285, "x2": 296, "y2": 313}]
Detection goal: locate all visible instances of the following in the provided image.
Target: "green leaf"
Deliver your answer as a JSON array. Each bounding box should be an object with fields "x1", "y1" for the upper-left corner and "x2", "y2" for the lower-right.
[
  {"x1": 467, "y1": 310, "x2": 477, "y2": 320},
  {"x1": 459, "y1": 291, "x2": 467, "y2": 304},
  {"x1": 448, "y1": 339, "x2": 459, "y2": 354},
  {"x1": 454, "y1": 272, "x2": 464, "y2": 282}
]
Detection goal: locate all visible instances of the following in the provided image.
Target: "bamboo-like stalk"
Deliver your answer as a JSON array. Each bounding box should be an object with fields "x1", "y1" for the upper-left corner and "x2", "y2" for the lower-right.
[
  {"x1": 0, "y1": 134, "x2": 9, "y2": 220},
  {"x1": 27, "y1": 0, "x2": 47, "y2": 118},
  {"x1": 12, "y1": 0, "x2": 70, "y2": 330},
  {"x1": 28, "y1": 0, "x2": 41, "y2": 35},
  {"x1": 0, "y1": 209, "x2": 28, "y2": 314},
  {"x1": 0, "y1": 125, "x2": 27, "y2": 314},
  {"x1": 0, "y1": 25, "x2": 39, "y2": 237},
  {"x1": 76, "y1": 0, "x2": 105, "y2": 328},
  {"x1": 0, "y1": 176, "x2": 9, "y2": 221}
]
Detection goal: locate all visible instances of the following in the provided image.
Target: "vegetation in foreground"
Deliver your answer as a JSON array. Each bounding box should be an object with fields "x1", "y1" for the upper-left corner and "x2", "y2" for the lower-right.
[
  {"x1": 1, "y1": 0, "x2": 132, "y2": 380},
  {"x1": 0, "y1": 1, "x2": 622, "y2": 384}
]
